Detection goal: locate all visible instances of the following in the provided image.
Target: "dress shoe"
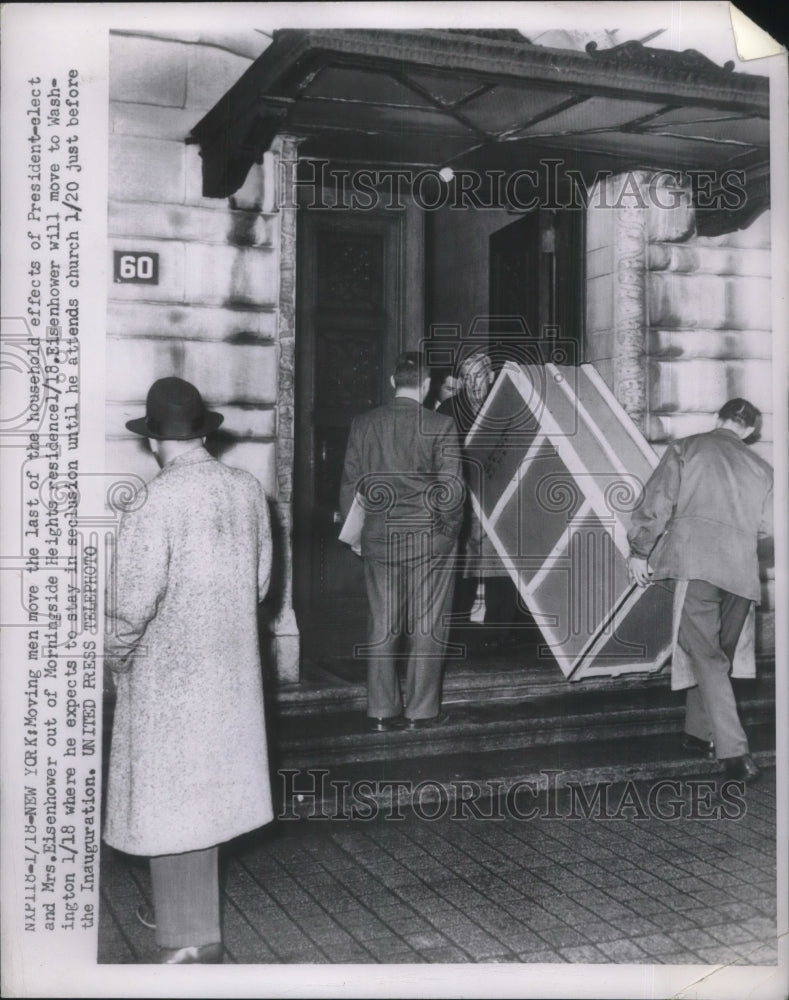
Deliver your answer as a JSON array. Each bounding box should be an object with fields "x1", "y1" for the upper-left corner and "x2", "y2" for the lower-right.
[
  {"x1": 405, "y1": 711, "x2": 450, "y2": 730},
  {"x1": 681, "y1": 734, "x2": 715, "y2": 758},
  {"x1": 366, "y1": 715, "x2": 405, "y2": 733},
  {"x1": 158, "y1": 941, "x2": 223, "y2": 964},
  {"x1": 136, "y1": 902, "x2": 156, "y2": 929},
  {"x1": 722, "y1": 753, "x2": 761, "y2": 784}
]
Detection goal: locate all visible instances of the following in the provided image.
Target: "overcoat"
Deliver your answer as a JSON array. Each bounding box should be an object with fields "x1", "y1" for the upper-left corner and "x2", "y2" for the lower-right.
[
  {"x1": 628, "y1": 427, "x2": 773, "y2": 690},
  {"x1": 628, "y1": 428, "x2": 773, "y2": 602},
  {"x1": 104, "y1": 447, "x2": 274, "y2": 856}
]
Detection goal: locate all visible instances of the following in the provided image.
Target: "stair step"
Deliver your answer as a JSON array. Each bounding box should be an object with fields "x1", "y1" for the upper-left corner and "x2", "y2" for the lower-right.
[
  {"x1": 275, "y1": 656, "x2": 776, "y2": 714},
  {"x1": 273, "y1": 692, "x2": 773, "y2": 766},
  {"x1": 275, "y1": 723, "x2": 776, "y2": 818}
]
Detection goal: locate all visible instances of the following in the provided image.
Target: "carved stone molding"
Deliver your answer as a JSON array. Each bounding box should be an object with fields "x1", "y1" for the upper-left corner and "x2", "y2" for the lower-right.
[
  {"x1": 271, "y1": 133, "x2": 303, "y2": 684},
  {"x1": 608, "y1": 173, "x2": 650, "y2": 432},
  {"x1": 586, "y1": 40, "x2": 736, "y2": 78}
]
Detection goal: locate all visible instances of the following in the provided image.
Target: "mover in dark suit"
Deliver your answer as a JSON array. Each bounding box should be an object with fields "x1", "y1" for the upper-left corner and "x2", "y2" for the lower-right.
[
  {"x1": 627, "y1": 398, "x2": 773, "y2": 783},
  {"x1": 340, "y1": 352, "x2": 465, "y2": 732}
]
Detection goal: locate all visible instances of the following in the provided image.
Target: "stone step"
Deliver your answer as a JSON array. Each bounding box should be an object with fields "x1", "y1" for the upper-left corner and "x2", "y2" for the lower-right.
[
  {"x1": 276, "y1": 722, "x2": 776, "y2": 819},
  {"x1": 272, "y1": 679, "x2": 774, "y2": 767},
  {"x1": 275, "y1": 653, "x2": 775, "y2": 714}
]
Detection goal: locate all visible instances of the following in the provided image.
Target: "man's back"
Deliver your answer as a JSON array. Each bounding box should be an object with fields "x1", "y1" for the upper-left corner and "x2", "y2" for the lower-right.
[
  {"x1": 105, "y1": 446, "x2": 273, "y2": 856},
  {"x1": 340, "y1": 398, "x2": 463, "y2": 560},
  {"x1": 632, "y1": 428, "x2": 773, "y2": 600}
]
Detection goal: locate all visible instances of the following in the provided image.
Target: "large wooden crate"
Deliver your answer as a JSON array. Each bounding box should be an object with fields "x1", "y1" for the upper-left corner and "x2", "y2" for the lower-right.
[{"x1": 465, "y1": 361, "x2": 673, "y2": 680}]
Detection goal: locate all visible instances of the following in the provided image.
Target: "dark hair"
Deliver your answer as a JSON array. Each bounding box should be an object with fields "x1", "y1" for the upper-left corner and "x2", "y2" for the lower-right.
[
  {"x1": 393, "y1": 351, "x2": 426, "y2": 388},
  {"x1": 718, "y1": 398, "x2": 760, "y2": 428}
]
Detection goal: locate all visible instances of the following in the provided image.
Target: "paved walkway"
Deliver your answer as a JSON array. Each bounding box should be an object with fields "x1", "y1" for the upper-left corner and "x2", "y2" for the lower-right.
[{"x1": 99, "y1": 767, "x2": 778, "y2": 966}]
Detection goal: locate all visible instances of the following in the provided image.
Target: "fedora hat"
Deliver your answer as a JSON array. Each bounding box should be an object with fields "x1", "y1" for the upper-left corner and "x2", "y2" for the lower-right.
[{"x1": 126, "y1": 377, "x2": 223, "y2": 440}]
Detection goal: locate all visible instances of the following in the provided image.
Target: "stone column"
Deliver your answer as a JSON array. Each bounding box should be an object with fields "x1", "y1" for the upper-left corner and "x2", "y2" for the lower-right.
[{"x1": 270, "y1": 134, "x2": 303, "y2": 684}]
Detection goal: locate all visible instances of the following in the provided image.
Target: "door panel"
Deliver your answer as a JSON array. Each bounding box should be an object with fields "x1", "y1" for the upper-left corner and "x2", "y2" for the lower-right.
[{"x1": 295, "y1": 212, "x2": 401, "y2": 659}]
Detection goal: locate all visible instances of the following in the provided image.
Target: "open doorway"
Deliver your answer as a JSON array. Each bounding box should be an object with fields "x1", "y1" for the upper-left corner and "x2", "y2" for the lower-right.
[{"x1": 489, "y1": 208, "x2": 584, "y2": 363}]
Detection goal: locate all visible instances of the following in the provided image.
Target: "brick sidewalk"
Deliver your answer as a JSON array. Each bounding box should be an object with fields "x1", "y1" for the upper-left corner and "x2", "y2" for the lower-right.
[{"x1": 99, "y1": 767, "x2": 778, "y2": 966}]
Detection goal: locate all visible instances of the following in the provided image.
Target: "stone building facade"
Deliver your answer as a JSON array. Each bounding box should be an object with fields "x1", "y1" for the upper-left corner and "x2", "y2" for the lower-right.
[
  {"x1": 106, "y1": 28, "x2": 775, "y2": 681},
  {"x1": 106, "y1": 30, "x2": 301, "y2": 680}
]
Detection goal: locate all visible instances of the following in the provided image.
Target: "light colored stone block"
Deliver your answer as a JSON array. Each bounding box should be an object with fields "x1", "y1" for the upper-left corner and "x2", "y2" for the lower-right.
[
  {"x1": 648, "y1": 329, "x2": 772, "y2": 360},
  {"x1": 106, "y1": 400, "x2": 275, "y2": 441},
  {"x1": 646, "y1": 411, "x2": 774, "y2": 443},
  {"x1": 648, "y1": 243, "x2": 771, "y2": 277},
  {"x1": 649, "y1": 358, "x2": 773, "y2": 412},
  {"x1": 751, "y1": 441, "x2": 774, "y2": 465},
  {"x1": 106, "y1": 336, "x2": 186, "y2": 402},
  {"x1": 701, "y1": 210, "x2": 771, "y2": 249},
  {"x1": 648, "y1": 274, "x2": 771, "y2": 330},
  {"x1": 107, "y1": 301, "x2": 277, "y2": 342},
  {"x1": 109, "y1": 199, "x2": 276, "y2": 247},
  {"x1": 218, "y1": 405, "x2": 276, "y2": 439},
  {"x1": 108, "y1": 237, "x2": 186, "y2": 304},
  {"x1": 219, "y1": 439, "x2": 277, "y2": 494},
  {"x1": 104, "y1": 436, "x2": 159, "y2": 486},
  {"x1": 584, "y1": 329, "x2": 614, "y2": 364},
  {"x1": 182, "y1": 341, "x2": 278, "y2": 404},
  {"x1": 184, "y1": 243, "x2": 278, "y2": 307},
  {"x1": 585, "y1": 187, "x2": 615, "y2": 251},
  {"x1": 648, "y1": 273, "x2": 727, "y2": 328},
  {"x1": 109, "y1": 135, "x2": 185, "y2": 204},
  {"x1": 185, "y1": 45, "x2": 252, "y2": 110},
  {"x1": 110, "y1": 101, "x2": 198, "y2": 141},
  {"x1": 585, "y1": 275, "x2": 614, "y2": 334},
  {"x1": 261, "y1": 151, "x2": 278, "y2": 215},
  {"x1": 728, "y1": 276, "x2": 772, "y2": 330},
  {"x1": 109, "y1": 34, "x2": 188, "y2": 108},
  {"x1": 586, "y1": 245, "x2": 614, "y2": 281},
  {"x1": 230, "y1": 163, "x2": 266, "y2": 213},
  {"x1": 649, "y1": 359, "x2": 727, "y2": 411},
  {"x1": 589, "y1": 358, "x2": 614, "y2": 392},
  {"x1": 106, "y1": 401, "x2": 143, "y2": 439},
  {"x1": 646, "y1": 180, "x2": 694, "y2": 242}
]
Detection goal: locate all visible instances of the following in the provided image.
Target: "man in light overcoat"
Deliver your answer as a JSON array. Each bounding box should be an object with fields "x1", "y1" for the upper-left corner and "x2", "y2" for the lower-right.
[
  {"x1": 104, "y1": 376, "x2": 273, "y2": 963},
  {"x1": 627, "y1": 398, "x2": 773, "y2": 784}
]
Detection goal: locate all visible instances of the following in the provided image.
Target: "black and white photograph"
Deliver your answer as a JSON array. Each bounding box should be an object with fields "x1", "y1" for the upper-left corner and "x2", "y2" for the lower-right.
[{"x1": 1, "y1": 3, "x2": 787, "y2": 997}]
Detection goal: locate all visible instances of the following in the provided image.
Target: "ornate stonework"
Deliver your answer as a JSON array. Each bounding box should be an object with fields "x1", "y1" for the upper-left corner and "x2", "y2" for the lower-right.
[
  {"x1": 609, "y1": 173, "x2": 649, "y2": 432},
  {"x1": 271, "y1": 134, "x2": 303, "y2": 683}
]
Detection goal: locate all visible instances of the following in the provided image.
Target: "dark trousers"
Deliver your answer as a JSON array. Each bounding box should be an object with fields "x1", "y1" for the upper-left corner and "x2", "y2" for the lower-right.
[
  {"x1": 150, "y1": 846, "x2": 220, "y2": 949},
  {"x1": 361, "y1": 547, "x2": 456, "y2": 720},
  {"x1": 679, "y1": 579, "x2": 752, "y2": 759}
]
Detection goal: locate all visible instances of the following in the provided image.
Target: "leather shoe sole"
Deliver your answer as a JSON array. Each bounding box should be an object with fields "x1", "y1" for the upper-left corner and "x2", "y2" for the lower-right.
[
  {"x1": 158, "y1": 942, "x2": 223, "y2": 964},
  {"x1": 405, "y1": 711, "x2": 450, "y2": 730},
  {"x1": 366, "y1": 715, "x2": 405, "y2": 733}
]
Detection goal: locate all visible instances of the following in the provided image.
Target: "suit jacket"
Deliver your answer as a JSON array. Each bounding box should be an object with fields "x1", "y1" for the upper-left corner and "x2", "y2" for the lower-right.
[
  {"x1": 104, "y1": 447, "x2": 274, "y2": 856},
  {"x1": 340, "y1": 397, "x2": 464, "y2": 562},
  {"x1": 628, "y1": 428, "x2": 773, "y2": 601}
]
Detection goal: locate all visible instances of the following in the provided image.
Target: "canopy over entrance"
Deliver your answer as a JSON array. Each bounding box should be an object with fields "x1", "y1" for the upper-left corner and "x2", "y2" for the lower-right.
[{"x1": 191, "y1": 28, "x2": 769, "y2": 234}]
